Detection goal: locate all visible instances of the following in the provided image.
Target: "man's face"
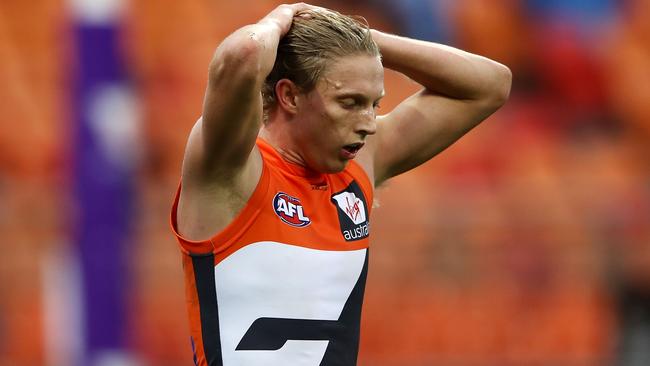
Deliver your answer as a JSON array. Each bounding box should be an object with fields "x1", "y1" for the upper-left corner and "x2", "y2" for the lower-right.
[{"x1": 294, "y1": 54, "x2": 385, "y2": 173}]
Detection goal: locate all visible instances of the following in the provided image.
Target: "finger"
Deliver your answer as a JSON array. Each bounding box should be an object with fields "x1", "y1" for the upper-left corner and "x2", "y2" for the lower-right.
[{"x1": 291, "y1": 3, "x2": 328, "y2": 14}]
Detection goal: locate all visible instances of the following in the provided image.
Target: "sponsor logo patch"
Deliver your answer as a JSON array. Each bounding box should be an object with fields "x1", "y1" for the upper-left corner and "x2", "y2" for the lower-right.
[
  {"x1": 331, "y1": 182, "x2": 370, "y2": 241},
  {"x1": 273, "y1": 192, "x2": 311, "y2": 227},
  {"x1": 332, "y1": 192, "x2": 366, "y2": 225}
]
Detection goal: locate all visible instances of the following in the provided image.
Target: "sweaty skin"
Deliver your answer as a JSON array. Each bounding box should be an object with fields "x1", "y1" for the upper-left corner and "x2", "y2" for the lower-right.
[{"x1": 260, "y1": 54, "x2": 384, "y2": 175}]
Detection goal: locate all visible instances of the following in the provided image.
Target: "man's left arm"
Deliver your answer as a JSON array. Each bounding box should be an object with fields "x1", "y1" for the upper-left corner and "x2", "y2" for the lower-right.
[{"x1": 369, "y1": 29, "x2": 512, "y2": 185}]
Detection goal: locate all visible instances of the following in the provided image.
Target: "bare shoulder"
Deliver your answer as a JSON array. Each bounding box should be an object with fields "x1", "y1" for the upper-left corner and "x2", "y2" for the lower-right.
[{"x1": 176, "y1": 119, "x2": 263, "y2": 242}]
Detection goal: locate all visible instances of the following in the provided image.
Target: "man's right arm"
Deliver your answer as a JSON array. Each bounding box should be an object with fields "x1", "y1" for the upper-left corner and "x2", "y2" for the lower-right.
[
  {"x1": 182, "y1": 3, "x2": 312, "y2": 185},
  {"x1": 177, "y1": 4, "x2": 314, "y2": 241}
]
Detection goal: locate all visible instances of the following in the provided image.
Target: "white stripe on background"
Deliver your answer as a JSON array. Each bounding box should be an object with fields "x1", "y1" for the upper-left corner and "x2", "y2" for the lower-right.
[
  {"x1": 68, "y1": 0, "x2": 126, "y2": 24},
  {"x1": 42, "y1": 243, "x2": 84, "y2": 366}
]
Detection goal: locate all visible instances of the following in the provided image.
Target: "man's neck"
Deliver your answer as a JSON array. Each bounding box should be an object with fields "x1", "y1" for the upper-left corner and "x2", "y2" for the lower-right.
[{"x1": 259, "y1": 123, "x2": 307, "y2": 168}]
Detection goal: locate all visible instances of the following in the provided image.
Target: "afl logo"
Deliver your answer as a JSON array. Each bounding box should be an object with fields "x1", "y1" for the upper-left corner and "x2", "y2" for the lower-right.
[{"x1": 273, "y1": 192, "x2": 311, "y2": 227}]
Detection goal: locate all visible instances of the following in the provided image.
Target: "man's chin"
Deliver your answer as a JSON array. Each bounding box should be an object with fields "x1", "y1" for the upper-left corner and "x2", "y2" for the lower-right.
[{"x1": 313, "y1": 160, "x2": 348, "y2": 174}]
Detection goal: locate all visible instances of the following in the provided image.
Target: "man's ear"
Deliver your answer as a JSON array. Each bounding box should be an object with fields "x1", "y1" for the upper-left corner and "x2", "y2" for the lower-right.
[{"x1": 275, "y1": 79, "x2": 301, "y2": 115}]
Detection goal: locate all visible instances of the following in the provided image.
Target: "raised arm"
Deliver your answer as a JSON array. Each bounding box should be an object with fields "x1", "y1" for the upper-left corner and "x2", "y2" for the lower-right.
[
  {"x1": 369, "y1": 29, "x2": 512, "y2": 185},
  {"x1": 182, "y1": 3, "x2": 313, "y2": 184},
  {"x1": 177, "y1": 4, "x2": 318, "y2": 241}
]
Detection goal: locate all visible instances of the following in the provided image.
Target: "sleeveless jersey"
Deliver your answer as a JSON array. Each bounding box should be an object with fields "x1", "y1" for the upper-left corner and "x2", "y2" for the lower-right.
[{"x1": 170, "y1": 138, "x2": 373, "y2": 366}]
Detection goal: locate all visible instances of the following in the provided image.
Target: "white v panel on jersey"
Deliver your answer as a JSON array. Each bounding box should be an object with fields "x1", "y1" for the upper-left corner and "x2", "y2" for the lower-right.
[{"x1": 214, "y1": 241, "x2": 367, "y2": 366}]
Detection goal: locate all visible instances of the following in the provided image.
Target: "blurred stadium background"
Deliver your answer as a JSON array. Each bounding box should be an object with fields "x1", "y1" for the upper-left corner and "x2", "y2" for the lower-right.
[{"x1": 1, "y1": 0, "x2": 649, "y2": 365}]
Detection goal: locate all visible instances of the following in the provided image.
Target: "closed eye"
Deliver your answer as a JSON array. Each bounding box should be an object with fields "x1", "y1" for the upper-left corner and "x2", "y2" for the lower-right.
[
  {"x1": 339, "y1": 98, "x2": 359, "y2": 109},
  {"x1": 337, "y1": 94, "x2": 384, "y2": 110}
]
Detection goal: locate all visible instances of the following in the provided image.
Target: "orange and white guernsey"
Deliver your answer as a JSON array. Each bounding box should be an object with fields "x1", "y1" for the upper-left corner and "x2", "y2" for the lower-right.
[{"x1": 171, "y1": 138, "x2": 373, "y2": 366}]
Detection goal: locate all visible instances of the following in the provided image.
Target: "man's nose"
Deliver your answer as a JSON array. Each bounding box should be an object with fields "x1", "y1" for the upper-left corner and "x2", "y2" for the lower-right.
[{"x1": 356, "y1": 108, "x2": 377, "y2": 136}]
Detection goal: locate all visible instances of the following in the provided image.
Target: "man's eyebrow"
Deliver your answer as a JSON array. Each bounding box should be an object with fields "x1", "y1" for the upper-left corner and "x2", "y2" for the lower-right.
[{"x1": 335, "y1": 92, "x2": 385, "y2": 100}]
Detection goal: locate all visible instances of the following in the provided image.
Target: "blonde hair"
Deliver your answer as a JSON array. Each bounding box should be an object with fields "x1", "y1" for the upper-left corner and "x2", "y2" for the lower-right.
[{"x1": 262, "y1": 10, "x2": 380, "y2": 121}]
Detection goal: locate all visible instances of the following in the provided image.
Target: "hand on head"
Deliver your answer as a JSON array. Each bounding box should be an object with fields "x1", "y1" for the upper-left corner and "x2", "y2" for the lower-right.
[{"x1": 260, "y1": 3, "x2": 329, "y2": 35}]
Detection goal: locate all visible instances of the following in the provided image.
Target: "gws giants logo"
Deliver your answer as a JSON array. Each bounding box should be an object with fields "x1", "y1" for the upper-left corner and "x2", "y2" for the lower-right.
[
  {"x1": 331, "y1": 181, "x2": 370, "y2": 241},
  {"x1": 273, "y1": 192, "x2": 311, "y2": 227}
]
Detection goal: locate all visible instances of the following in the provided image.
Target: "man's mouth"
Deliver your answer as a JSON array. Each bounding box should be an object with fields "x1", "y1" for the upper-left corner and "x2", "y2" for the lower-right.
[
  {"x1": 342, "y1": 142, "x2": 364, "y2": 155},
  {"x1": 341, "y1": 142, "x2": 364, "y2": 159}
]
